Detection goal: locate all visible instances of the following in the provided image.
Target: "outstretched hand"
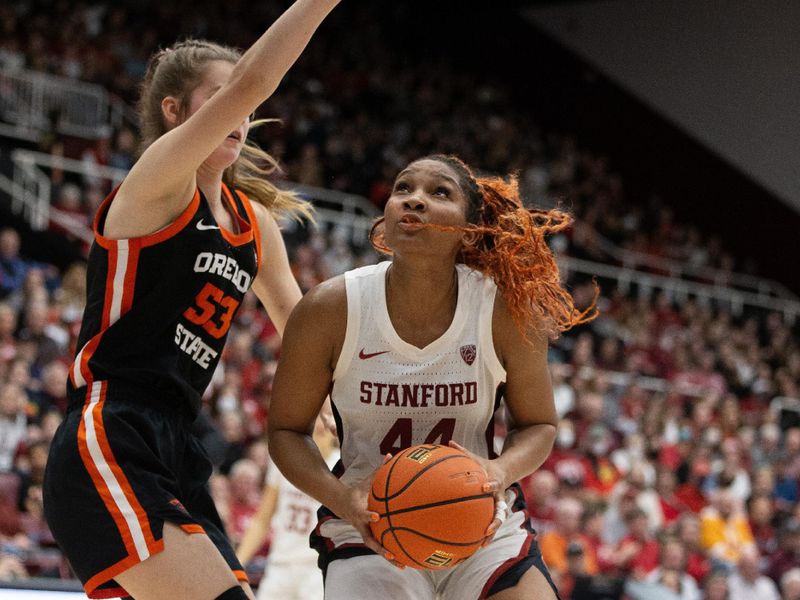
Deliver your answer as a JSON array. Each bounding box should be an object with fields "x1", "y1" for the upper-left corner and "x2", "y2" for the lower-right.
[{"x1": 448, "y1": 441, "x2": 509, "y2": 547}]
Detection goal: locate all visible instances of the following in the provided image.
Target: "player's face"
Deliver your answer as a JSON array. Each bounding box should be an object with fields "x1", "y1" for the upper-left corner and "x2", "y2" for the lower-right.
[
  {"x1": 383, "y1": 159, "x2": 470, "y2": 258},
  {"x1": 185, "y1": 59, "x2": 250, "y2": 171}
]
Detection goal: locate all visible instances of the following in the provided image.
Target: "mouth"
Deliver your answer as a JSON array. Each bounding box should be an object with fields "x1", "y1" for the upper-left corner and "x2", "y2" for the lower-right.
[
  {"x1": 399, "y1": 214, "x2": 424, "y2": 225},
  {"x1": 226, "y1": 131, "x2": 242, "y2": 142}
]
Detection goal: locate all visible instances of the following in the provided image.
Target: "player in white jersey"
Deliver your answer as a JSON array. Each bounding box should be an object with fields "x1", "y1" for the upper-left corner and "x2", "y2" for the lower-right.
[
  {"x1": 268, "y1": 155, "x2": 597, "y2": 599},
  {"x1": 237, "y1": 418, "x2": 338, "y2": 600}
]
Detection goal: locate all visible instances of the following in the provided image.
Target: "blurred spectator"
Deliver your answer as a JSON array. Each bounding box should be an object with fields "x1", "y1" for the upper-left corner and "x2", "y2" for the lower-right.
[
  {"x1": 646, "y1": 537, "x2": 702, "y2": 600},
  {"x1": 676, "y1": 513, "x2": 712, "y2": 584},
  {"x1": 0, "y1": 384, "x2": 27, "y2": 472},
  {"x1": 728, "y1": 548, "x2": 780, "y2": 600},
  {"x1": 539, "y1": 497, "x2": 599, "y2": 587},
  {"x1": 781, "y1": 568, "x2": 800, "y2": 600},
  {"x1": 226, "y1": 459, "x2": 262, "y2": 548},
  {"x1": 0, "y1": 229, "x2": 29, "y2": 299},
  {"x1": 769, "y1": 520, "x2": 800, "y2": 584},
  {"x1": 700, "y1": 487, "x2": 756, "y2": 568},
  {"x1": 704, "y1": 570, "x2": 731, "y2": 600},
  {"x1": 609, "y1": 507, "x2": 660, "y2": 578},
  {"x1": 523, "y1": 469, "x2": 558, "y2": 535}
]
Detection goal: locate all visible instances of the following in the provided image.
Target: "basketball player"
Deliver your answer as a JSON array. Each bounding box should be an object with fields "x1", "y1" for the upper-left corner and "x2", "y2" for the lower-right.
[
  {"x1": 41, "y1": 2, "x2": 341, "y2": 599},
  {"x1": 236, "y1": 417, "x2": 339, "y2": 600},
  {"x1": 268, "y1": 155, "x2": 597, "y2": 599}
]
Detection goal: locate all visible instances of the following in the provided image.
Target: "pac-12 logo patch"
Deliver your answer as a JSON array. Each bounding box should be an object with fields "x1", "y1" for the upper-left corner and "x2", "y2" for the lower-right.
[{"x1": 460, "y1": 344, "x2": 476, "y2": 366}]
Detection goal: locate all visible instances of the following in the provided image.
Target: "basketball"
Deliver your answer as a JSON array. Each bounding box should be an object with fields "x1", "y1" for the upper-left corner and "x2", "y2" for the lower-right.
[{"x1": 367, "y1": 444, "x2": 495, "y2": 570}]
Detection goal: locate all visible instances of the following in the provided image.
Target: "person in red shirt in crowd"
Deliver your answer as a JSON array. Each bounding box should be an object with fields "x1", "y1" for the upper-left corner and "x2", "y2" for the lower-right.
[
  {"x1": 676, "y1": 450, "x2": 711, "y2": 513},
  {"x1": 609, "y1": 507, "x2": 660, "y2": 578},
  {"x1": 655, "y1": 466, "x2": 689, "y2": 526},
  {"x1": 542, "y1": 419, "x2": 585, "y2": 481},
  {"x1": 522, "y1": 469, "x2": 559, "y2": 535},
  {"x1": 580, "y1": 423, "x2": 622, "y2": 497},
  {"x1": 581, "y1": 502, "x2": 615, "y2": 573},
  {"x1": 676, "y1": 513, "x2": 711, "y2": 584},
  {"x1": 226, "y1": 459, "x2": 262, "y2": 549}
]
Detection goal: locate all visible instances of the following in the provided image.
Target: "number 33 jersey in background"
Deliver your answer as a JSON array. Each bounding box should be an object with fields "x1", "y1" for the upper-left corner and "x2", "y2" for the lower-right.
[
  {"x1": 329, "y1": 261, "x2": 507, "y2": 488},
  {"x1": 68, "y1": 183, "x2": 261, "y2": 417}
]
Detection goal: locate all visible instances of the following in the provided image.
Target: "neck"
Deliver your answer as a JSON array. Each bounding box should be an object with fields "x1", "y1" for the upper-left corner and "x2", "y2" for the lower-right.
[
  {"x1": 387, "y1": 256, "x2": 458, "y2": 316},
  {"x1": 196, "y1": 165, "x2": 225, "y2": 205}
]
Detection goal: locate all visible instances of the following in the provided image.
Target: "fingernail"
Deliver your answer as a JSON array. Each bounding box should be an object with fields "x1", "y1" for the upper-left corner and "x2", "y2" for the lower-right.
[
  {"x1": 370, "y1": 513, "x2": 379, "y2": 522},
  {"x1": 385, "y1": 552, "x2": 395, "y2": 560},
  {"x1": 482, "y1": 483, "x2": 492, "y2": 492}
]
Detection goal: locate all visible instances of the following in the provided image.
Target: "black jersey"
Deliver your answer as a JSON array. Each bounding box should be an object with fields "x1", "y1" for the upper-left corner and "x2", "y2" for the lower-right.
[{"x1": 68, "y1": 183, "x2": 262, "y2": 417}]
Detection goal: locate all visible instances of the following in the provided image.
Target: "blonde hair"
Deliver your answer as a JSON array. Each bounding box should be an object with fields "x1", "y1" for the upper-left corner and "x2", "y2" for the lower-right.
[{"x1": 138, "y1": 39, "x2": 312, "y2": 221}]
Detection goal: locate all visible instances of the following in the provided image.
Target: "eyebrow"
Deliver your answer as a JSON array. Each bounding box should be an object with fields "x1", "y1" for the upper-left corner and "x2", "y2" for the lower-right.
[{"x1": 396, "y1": 169, "x2": 459, "y2": 187}]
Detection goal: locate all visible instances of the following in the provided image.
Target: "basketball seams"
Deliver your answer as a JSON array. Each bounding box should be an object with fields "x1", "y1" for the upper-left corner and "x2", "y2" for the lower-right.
[
  {"x1": 369, "y1": 444, "x2": 495, "y2": 570},
  {"x1": 375, "y1": 493, "x2": 494, "y2": 519},
  {"x1": 382, "y1": 527, "x2": 485, "y2": 548},
  {"x1": 371, "y1": 452, "x2": 478, "y2": 501}
]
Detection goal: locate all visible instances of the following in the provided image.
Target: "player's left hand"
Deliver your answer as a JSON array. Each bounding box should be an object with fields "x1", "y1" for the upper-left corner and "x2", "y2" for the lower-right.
[{"x1": 447, "y1": 441, "x2": 508, "y2": 547}]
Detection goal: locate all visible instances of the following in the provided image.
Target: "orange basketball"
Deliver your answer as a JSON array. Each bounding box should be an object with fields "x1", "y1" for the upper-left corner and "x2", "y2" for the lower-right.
[{"x1": 367, "y1": 444, "x2": 494, "y2": 570}]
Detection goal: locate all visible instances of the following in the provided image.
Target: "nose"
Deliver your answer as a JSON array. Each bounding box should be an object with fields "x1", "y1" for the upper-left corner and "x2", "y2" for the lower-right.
[{"x1": 403, "y1": 196, "x2": 426, "y2": 211}]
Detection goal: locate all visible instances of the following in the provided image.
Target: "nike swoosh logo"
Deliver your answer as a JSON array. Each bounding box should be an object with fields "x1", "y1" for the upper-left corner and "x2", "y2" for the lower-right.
[
  {"x1": 196, "y1": 219, "x2": 220, "y2": 231},
  {"x1": 359, "y1": 349, "x2": 389, "y2": 360}
]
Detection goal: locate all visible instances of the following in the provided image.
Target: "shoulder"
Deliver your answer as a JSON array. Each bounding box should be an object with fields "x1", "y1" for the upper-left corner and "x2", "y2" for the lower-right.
[
  {"x1": 247, "y1": 200, "x2": 273, "y2": 230},
  {"x1": 288, "y1": 275, "x2": 347, "y2": 331},
  {"x1": 491, "y1": 292, "x2": 548, "y2": 365}
]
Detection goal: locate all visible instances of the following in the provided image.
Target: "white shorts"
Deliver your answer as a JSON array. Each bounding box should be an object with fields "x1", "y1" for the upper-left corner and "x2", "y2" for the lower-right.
[
  {"x1": 256, "y1": 560, "x2": 324, "y2": 600},
  {"x1": 315, "y1": 488, "x2": 558, "y2": 600}
]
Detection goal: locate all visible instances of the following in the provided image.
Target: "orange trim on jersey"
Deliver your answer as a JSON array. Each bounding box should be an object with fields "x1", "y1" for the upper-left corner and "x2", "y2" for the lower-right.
[
  {"x1": 233, "y1": 569, "x2": 249, "y2": 584},
  {"x1": 90, "y1": 384, "x2": 158, "y2": 552},
  {"x1": 237, "y1": 189, "x2": 262, "y2": 270},
  {"x1": 220, "y1": 183, "x2": 254, "y2": 247},
  {"x1": 121, "y1": 241, "x2": 141, "y2": 314},
  {"x1": 75, "y1": 335, "x2": 101, "y2": 387},
  {"x1": 77, "y1": 387, "x2": 137, "y2": 557},
  {"x1": 73, "y1": 237, "x2": 141, "y2": 388},
  {"x1": 82, "y1": 538, "x2": 165, "y2": 599},
  {"x1": 93, "y1": 186, "x2": 201, "y2": 250},
  {"x1": 87, "y1": 584, "x2": 130, "y2": 600},
  {"x1": 180, "y1": 524, "x2": 206, "y2": 535},
  {"x1": 101, "y1": 242, "x2": 118, "y2": 329}
]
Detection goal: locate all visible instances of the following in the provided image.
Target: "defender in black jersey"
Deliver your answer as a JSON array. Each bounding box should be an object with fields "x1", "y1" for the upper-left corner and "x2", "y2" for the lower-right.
[{"x1": 42, "y1": 2, "x2": 342, "y2": 599}]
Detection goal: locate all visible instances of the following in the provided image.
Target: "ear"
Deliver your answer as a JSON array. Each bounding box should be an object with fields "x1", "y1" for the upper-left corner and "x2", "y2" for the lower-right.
[{"x1": 161, "y1": 96, "x2": 182, "y2": 128}]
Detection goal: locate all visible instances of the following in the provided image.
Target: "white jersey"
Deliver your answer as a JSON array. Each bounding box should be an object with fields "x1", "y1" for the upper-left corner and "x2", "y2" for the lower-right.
[
  {"x1": 331, "y1": 261, "x2": 506, "y2": 487},
  {"x1": 266, "y1": 450, "x2": 340, "y2": 565}
]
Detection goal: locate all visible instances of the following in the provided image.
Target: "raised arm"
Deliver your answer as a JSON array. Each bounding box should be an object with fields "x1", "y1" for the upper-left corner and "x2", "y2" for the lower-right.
[
  {"x1": 249, "y1": 203, "x2": 302, "y2": 337},
  {"x1": 112, "y1": 0, "x2": 341, "y2": 231}
]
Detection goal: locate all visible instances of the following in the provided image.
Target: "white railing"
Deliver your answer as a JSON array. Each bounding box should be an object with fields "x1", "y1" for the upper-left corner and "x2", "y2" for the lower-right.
[
  {"x1": 559, "y1": 255, "x2": 800, "y2": 324},
  {"x1": 8, "y1": 149, "x2": 379, "y2": 247},
  {"x1": 0, "y1": 68, "x2": 127, "y2": 140},
  {"x1": 588, "y1": 225, "x2": 796, "y2": 300},
  {"x1": 6, "y1": 149, "x2": 799, "y2": 322}
]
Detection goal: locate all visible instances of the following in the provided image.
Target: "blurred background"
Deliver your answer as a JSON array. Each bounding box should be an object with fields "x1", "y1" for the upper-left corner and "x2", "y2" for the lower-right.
[{"x1": 1, "y1": 1, "x2": 799, "y2": 598}]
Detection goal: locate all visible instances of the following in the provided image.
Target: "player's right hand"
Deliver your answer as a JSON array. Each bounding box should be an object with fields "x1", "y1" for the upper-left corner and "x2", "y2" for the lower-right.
[{"x1": 332, "y1": 454, "x2": 406, "y2": 569}]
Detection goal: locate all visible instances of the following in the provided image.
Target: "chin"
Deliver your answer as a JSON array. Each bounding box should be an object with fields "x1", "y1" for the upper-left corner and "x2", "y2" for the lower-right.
[{"x1": 206, "y1": 146, "x2": 242, "y2": 171}]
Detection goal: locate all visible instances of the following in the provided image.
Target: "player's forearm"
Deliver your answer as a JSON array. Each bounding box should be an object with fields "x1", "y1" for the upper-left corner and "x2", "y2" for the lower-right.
[
  {"x1": 269, "y1": 429, "x2": 346, "y2": 511},
  {"x1": 494, "y1": 423, "x2": 557, "y2": 489},
  {"x1": 232, "y1": 0, "x2": 341, "y2": 101}
]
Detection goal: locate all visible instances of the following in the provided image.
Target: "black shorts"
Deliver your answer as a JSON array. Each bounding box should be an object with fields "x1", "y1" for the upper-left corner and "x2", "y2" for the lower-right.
[{"x1": 43, "y1": 380, "x2": 246, "y2": 599}]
